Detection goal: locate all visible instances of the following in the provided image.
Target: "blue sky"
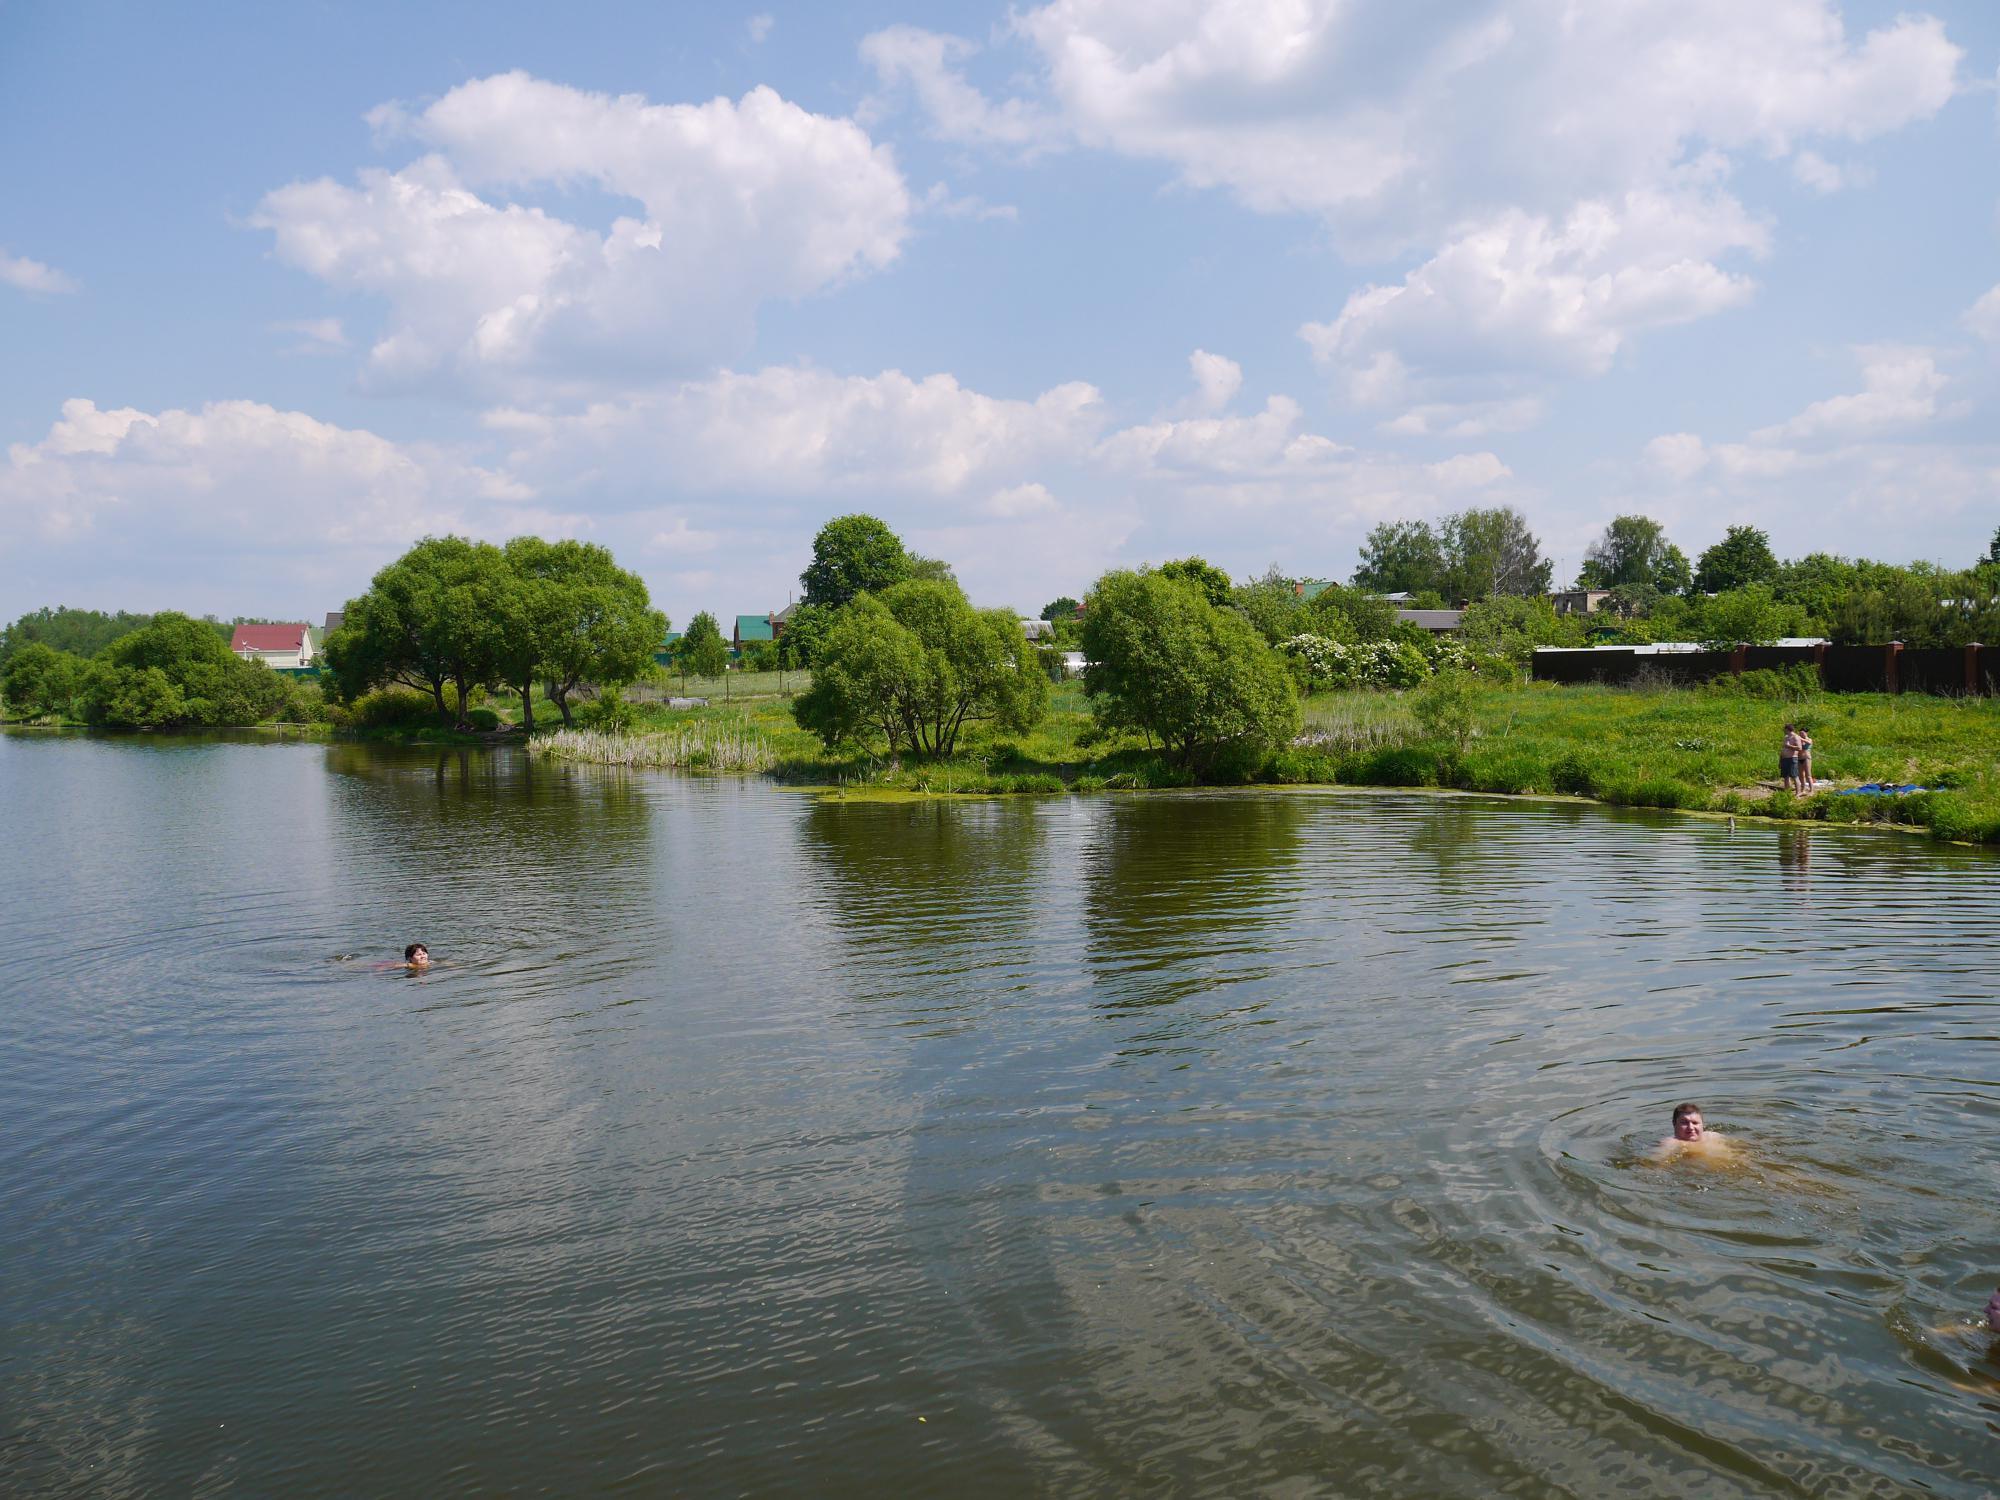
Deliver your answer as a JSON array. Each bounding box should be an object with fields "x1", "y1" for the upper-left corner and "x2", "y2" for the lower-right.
[{"x1": 3, "y1": 0, "x2": 1997, "y2": 625}]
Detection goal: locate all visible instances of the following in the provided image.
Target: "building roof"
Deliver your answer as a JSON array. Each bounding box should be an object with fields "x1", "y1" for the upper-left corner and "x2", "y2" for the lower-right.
[
  {"x1": 1295, "y1": 579, "x2": 1336, "y2": 600},
  {"x1": 734, "y1": 613, "x2": 776, "y2": 643},
  {"x1": 1395, "y1": 609, "x2": 1464, "y2": 631},
  {"x1": 323, "y1": 611, "x2": 345, "y2": 632},
  {"x1": 230, "y1": 624, "x2": 311, "y2": 653}
]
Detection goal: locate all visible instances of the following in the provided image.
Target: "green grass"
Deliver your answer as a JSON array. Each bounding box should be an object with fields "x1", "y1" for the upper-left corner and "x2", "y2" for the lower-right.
[{"x1": 511, "y1": 676, "x2": 2000, "y2": 844}]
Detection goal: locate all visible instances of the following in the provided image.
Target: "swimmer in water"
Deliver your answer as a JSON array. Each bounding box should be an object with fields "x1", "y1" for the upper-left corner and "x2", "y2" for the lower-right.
[
  {"x1": 404, "y1": 942, "x2": 431, "y2": 971},
  {"x1": 1653, "y1": 1102, "x2": 1735, "y2": 1163}
]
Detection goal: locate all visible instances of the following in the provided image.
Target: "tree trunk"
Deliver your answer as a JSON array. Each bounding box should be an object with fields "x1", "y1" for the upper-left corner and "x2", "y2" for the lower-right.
[
  {"x1": 553, "y1": 688, "x2": 574, "y2": 727},
  {"x1": 453, "y1": 677, "x2": 470, "y2": 727},
  {"x1": 518, "y1": 679, "x2": 534, "y2": 734}
]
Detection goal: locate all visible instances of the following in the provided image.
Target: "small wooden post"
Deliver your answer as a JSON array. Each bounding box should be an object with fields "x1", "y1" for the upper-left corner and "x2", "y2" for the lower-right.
[
  {"x1": 1884, "y1": 640, "x2": 1902, "y2": 694},
  {"x1": 1813, "y1": 640, "x2": 1828, "y2": 691},
  {"x1": 1729, "y1": 643, "x2": 1748, "y2": 676},
  {"x1": 1966, "y1": 642, "x2": 1981, "y2": 697}
]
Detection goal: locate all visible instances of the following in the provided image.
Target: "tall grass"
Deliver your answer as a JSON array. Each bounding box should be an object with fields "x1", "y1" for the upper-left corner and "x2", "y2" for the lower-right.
[{"x1": 529, "y1": 722, "x2": 775, "y2": 772}]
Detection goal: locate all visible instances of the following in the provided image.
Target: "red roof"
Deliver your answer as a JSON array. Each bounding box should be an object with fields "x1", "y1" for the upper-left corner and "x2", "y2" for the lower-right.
[{"x1": 230, "y1": 624, "x2": 310, "y2": 652}]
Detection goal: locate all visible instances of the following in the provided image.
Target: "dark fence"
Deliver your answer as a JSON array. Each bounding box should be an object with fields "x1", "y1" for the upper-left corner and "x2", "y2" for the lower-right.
[{"x1": 1532, "y1": 642, "x2": 1994, "y2": 696}]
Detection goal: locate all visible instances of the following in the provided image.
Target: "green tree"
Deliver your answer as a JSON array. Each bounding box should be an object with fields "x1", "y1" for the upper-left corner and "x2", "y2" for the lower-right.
[
  {"x1": 1040, "y1": 596, "x2": 1082, "y2": 623},
  {"x1": 777, "y1": 602, "x2": 834, "y2": 669},
  {"x1": 93, "y1": 612, "x2": 286, "y2": 726},
  {"x1": 1080, "y1": 569, "x2": 1299, "y2": 771},
  {"x1": 1156, "y1": 556, "x2": 1234, "y2": 607},
  {"x1": 1440, "y1": 507, "x2": 1552, "y2": 601},
  {"x1": 1456, "y1": 596, "x2": 1582, "y2": 664},
  {"x1": 1578, "y1": 515, "x2": 1687, "y2": 592},
  {"x1": 1229, "y1": 572, "x2": 1307, "y2": 644},
  {"x1": 1352, "y1": 520, "x2": 1446, "y2": 596},
  {"x1": 800, "y1": 514, "x2": 912, "y2": 608},
  {"x1": 1986, "y1": 525, "x2": 2000, "y2": 568},
  {"x1": 1, "y1": 642, "x2": 82, "y2": 718},
  {"x1": 1699, "y1": 584, "x2": 1797, "y2": 648},
  {"x1": 679, "y1": 611, "x2": 730, "y2": 685},
  {"x1": 1304, "y1": 585, "x2": 1404, "y2": 642},
  {"x1": 81, "y1": 664, "x2": 188, "y2": 729},
  {"x1": 792, "y1": 580, "x2": 1047, "y2": 756},
  {"x1": 1411, "y1": 670, "x2": 1479, "y2": 752},
  {"x1": 907, "y1": 553, "x2": 959, "y2": 587},
  {"x1": 1693, "y1": 525, "x2": 1779, "y2": 594},
  {"x1": 500, "y1": 537, "x2": 666, "y2": 730},
  {"x1": 324, "y1": 536, "x2": 511, "y2": 724},
  {"x1": 0, "y1": 606, "x2": 154, "y2": 668}
]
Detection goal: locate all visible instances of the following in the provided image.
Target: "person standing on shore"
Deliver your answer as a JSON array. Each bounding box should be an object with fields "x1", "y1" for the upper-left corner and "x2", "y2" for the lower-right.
[
  {"x1": 1797, "y1": 726, "x2": 1815, "y2": 792},
  {"x1": 1780, "y1": 724, "x2": 1802, "y2": 792}
]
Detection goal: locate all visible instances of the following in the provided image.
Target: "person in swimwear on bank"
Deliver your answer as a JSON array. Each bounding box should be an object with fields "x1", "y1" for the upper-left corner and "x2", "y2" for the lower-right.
[{"x1": 1654, "y1": 1102, "x2": 1734, "y2": 1162}]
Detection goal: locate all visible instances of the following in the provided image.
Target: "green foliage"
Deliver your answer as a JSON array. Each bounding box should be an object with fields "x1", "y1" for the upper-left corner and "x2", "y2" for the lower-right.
[
  {"x1": 1156, "y1": 556, "x2": 1234, "y2": 607},
  {"x1": 1, "y1": 642, "x2": 82, "y2": 718},
  {"x1": 1709, "y1": 664, "x2": 1821, "y2": 701},
  {"x1": 462, "y1": 707, "x2": 500, "y2": 731},
  {"x1": 1080, "y1": 568, "x2": 1299, "y2": 770},
  {"x1": 1304, "y1": 584, "x2": 1404, "y2": 642},
  {"x1": 1698, "y1": 584, "x2": 1798, "y2": 648},
  {"x1": 1827, "y1": 568, "x2": 2000, "y2": 647},
  {"x1": 1352, "y1": 520, "x2": 1447, "y2": 596},
  {"x1": 740, "y1": 639, "x2": 778, "y2": 672},
  {"x1": 56, "y1": 612, "x2": 293, "y2": 727},
  {"x1": 1411, "y1": 670, "x2": 1479, "y2": 750},
  {"x1": 349, "y1": 688, "x2": 442, "y2": 730},
  {"x1": 678, "y1": 611, "x2": 731, "y2": 680},
  {"x1": 324, "y1": 535, "x2": 511, "y2": 721},
  {"x1": 1694, "y1": 524, "x2": 1780, "y2": 593},
  {"x1": 575, "y1": 689, "x2": 638, "y2": 732},
  {"x1": 800, "y1": 514, "x2": 912, "y2": 608},
  {"x1": 1040, "y1": 596, "x2": 1081, "y2": 622},
  {"x1": 1549, "y1": 751, "x2": 1602, "y2": 796},
  {"x1": 89, "y1": 665, "x2": 188, "y2": 729},
  {"x1": 1282, "y1": 636, "x2": 1429, "y2": 691},
  {"x1": 1457, "y1": 596, "x2": 1581, "y2": 663},
  {"x1": 793, "y1": 580, "x2": 1048, "y2": 757},
  {"x1": 1230, "y1": 573, "x2": 1309, "y2": 644},
  {"x1": 500, "y1": 536, "x2": 665, "y2": 730},
  {"x1": 0, "y1": 606, "x2": 153, "y2": 668},
  {"x1": 1578, "y1": 515, "x2": 1688, "y2": 593},
  {"x1": 778, "y1": 602, "x2": 834, "y2": 668},
  {"x1": 1440, "y1": 507, "x2": 1553, "y2": 600}
]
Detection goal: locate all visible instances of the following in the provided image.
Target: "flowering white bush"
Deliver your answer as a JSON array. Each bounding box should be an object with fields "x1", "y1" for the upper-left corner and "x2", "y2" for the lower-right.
[{"x1": 1282, "y1": 635, "x2": 1432, "y2": 690}]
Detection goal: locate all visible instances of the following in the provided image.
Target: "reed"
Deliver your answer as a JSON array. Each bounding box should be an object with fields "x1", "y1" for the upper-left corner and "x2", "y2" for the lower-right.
[{"x1": 528, "y1": 722, "x2": 775, "y2": 772}]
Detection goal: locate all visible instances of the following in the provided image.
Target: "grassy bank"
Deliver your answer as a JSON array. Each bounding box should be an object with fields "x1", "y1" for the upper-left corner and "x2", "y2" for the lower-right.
[{"x1": 542, "y1": 678, "x2": 2000, "y2": 844}]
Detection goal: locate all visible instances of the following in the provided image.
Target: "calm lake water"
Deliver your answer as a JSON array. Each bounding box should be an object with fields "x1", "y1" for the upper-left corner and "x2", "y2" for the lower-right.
[{"x1": 4, "y1": 732, "x2": 1999, "y2": 1497}]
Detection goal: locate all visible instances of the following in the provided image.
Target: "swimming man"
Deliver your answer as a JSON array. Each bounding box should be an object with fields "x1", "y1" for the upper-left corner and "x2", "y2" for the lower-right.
[{"x1": 1654, "y1": 1102, "x2": 1734, "y2": 1162}]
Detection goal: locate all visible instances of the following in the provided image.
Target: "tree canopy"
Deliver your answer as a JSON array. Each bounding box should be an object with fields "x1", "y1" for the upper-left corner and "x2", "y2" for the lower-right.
[
  {"x1": 1352, "y1": 521, "x2": 1447, "y2": 596},
  {"x1": 1080, "y1": 568, "x2": 1299, "y2": 771},
  {"x1": 1693, "y1": 525, "x2": 1780, "y2": 594},
  {"x1": 1577, "y1": 515, "x2": 1690, "y2": 594},
  {"x1": 678, "y1": 611, "x2": 731, "y2": 681},
  {"x1": 1040, "y1": 596, "x2": 1082, "y2": 622},
  {"x1": 1156, "y1": 556, "x2": 1235, "y2": 608},
  {"x1": 800, "y1": 514, "x2": 913, "y2": 609},
  {"x1": 793, "y1": 579, "x2": 1048, "y2": 756}
]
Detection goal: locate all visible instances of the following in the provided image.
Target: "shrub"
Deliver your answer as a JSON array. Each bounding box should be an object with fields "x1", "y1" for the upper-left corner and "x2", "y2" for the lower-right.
[
  {"x1": 464, "y1": 707, "x2": 502, "y2": 731},
  {"x1": 576, "y1": 689, "x2": 637, "y2": 732},
  {"x1": 1263, "y1": 748, "x2": 1340, "y2": 784},
  {"x1": 1549, "y1": 752, "x2": 1600, "y2": 796},
  {"x1": 351, "y1": 688, "x2": 441, "y2": 730},
  {"x1": 1411, "y1": 670, "x2": 1479, "y2": 751},
  {"x1": 1605, "y1": 778, "x2": 1708, "y2": 811},
  {"x1": 1463, "y1": 751, "x2": 1544, "y2": 794},
  {"x1": 1343, "y1": 746, "x2": 1443, "y2": 787},
  {"x1": 1071, "y1": 774, "x2": 1109, "y2": 792}
]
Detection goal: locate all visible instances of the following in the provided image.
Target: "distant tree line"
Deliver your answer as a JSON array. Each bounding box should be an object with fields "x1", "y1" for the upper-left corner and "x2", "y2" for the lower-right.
[{"x1": 0, "y1": 613, "x2": 326, "y2": 728}]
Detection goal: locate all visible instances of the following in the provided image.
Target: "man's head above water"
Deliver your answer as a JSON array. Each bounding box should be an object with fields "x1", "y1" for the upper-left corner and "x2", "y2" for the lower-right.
[{"x1": 1671, "y1": 1103, "x2": 1706, "y2": 1141}]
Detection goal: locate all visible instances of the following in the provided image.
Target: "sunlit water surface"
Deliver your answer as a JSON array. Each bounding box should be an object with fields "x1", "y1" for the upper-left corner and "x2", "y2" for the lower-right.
[{"x1": 3, "y1": 733, "x2": 1998, "y2": 1497}]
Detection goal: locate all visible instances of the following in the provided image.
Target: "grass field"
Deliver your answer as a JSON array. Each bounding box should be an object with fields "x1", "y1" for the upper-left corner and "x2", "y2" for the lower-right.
[{"x1": 529, "y1": 677, "x2": 2000, "y2": 844}]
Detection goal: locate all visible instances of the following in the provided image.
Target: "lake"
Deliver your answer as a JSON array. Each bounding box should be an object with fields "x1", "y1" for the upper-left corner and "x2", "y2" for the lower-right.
[{"x1": 4, "y1": 732, "x2": 1998, "y2": 1497}]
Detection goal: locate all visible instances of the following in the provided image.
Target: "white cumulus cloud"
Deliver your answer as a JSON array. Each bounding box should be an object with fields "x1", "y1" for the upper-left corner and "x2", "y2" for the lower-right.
[
  {"x1": 1, "y1": 250, "x2": 79, "y2": 295},
  {"x1": 253, "y1": 72, "x2": 912, "y2": 395},
  {"x1": 1752, "y1": 347, "x2": 1949, "y2": 443}
]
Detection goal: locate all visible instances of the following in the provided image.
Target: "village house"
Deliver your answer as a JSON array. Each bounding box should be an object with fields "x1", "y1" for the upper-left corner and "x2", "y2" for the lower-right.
[
  {"x1": 733, "y1": 613, "x2": 776, "y2": 654},
  {"x1": 229, "y1": 623, "x2": 317, "y2": 670},
  {"x1": 1394, "y1": 609, "x2": 1464, "y2": 635},
  {"x1": 1550, "y1": 588, "x2": 1615, "y2": 617}
]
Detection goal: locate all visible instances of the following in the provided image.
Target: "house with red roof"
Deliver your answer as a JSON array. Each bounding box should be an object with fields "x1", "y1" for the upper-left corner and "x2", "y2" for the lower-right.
[{"x1": 229, "y1": 623, "x2": 318, "y2": 670}]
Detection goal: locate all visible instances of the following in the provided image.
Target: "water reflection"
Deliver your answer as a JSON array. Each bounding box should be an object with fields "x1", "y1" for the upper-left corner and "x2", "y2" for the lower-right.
[{"x1": 5, "y1": 741, "x2": 2000, "y2": 1497}]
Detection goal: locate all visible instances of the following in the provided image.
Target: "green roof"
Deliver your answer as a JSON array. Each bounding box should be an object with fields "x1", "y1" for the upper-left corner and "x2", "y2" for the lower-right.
[
  {"x1": 734, "y1": 613, "x2": 775, "y2": 643},
  {"x1": 1297, "y1": 579, "x2": 1335, "y2": 600}
]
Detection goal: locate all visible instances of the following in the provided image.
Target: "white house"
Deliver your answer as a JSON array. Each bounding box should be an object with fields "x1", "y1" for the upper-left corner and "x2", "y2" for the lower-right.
[{"x1": 229, "y1": 623, "x2": 317, "y2": 669}]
